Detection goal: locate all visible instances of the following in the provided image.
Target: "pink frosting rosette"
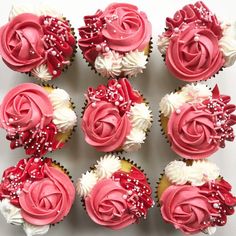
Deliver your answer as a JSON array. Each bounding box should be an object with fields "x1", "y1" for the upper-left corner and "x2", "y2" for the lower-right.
[
  {"x1": 160, "y1": 185, "x2": 215, "y2": 234},
  {"x1": 0, "y1": 83, "x2": 53, "y2": 134},
  {"x1": 167, "y1": 103, "x2": 219, "y2": 159},
  {"x1": 166, "y1": 22, "x2": 224, "y2": 82},
  {"x1": 82, "y1": 101, "x2": 131, "y2": 152},
  {"x1": 85, "y1": 178, "x2": 136, "y2": 229},
  {"x1": 101, "y1": 3, "x2": 151, "y2": 52},
  {"x1": 19, "y1": 164, "x2": 75, "y2": 225},
  {"x1": 0, "y1": 13, "x2": 45, "y2": 72},
  {"x1": 159, "y1": 1, "x2": 225, "y2": 82}
]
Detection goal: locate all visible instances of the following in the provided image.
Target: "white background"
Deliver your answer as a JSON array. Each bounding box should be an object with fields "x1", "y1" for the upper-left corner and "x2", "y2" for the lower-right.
[{"x1": 0, "y1": 0, "x2": 236, "y2": 236}]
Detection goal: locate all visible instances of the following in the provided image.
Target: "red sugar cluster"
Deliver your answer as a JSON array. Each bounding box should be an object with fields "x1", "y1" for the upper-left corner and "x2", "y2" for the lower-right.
[
  {"x1": 86, "y1": 78, "x2": 143, "y2": 115},
  {"x1": 39, "y1": 15, "x2": 76, "y2": 78},
  {"x1": 112, "y1": 166, "x2": 154, "y2": 219},
  {"x1": 203, "y1": 85, "x2": 236, "y2": 148},
  {"x1": 0, "y1": 157, "x2": 52, "y2": 207}
]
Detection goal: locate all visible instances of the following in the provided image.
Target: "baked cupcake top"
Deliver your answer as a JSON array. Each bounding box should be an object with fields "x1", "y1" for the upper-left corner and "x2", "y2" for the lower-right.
[
  {"x1": 77, "y1": 154, "x2": 154, "y2": 229},
  {"x1": 0, "y1": 156, "x2": 75, "y2": 236},
  {"x1": 82, "y1": 78, "x2": 152, "y2": 152},
  {"x1": 0, "y1": 3, "x2": 76, "y2": 81},
  {"x1": 157, "y1": 160, "x2": 236, "y2": 235},
  {"x1": 159, "y1": 83, "x2": 236, "y2": 159},
  {"x1": 0, "y1": 83, "x2": 77, "y2": 157},
  {"x1": 157, "y1": 1, "x2": 236, "y2": 82},
  {"x1": 78, "y1": 2, "x2": 152, "y2": 78}
]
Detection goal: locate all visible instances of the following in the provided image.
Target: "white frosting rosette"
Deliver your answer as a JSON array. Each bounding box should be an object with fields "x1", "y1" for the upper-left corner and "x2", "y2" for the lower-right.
[
  {"x1": 165, "y1": 160, "x2": 220, "y2": 186},
  {"x1": 0, "y1": 194, "x2": 50, "y2": 236},
  {"x1": 94, "y1": 49, "x2": 148, "y2": 78},
  {"x1": 47, "y1": 87, "x2": 77, "y2": 134},
  {"x1": 121, "y1": 101, "x2": 152, "y2": 152},
  {"x1": 159, "y1": 83, "x2": 211, "y2": 117},
  {"x1": 77, "y1": 154, "x2": 121, "y2": 197},
  {"x1": 219, "y1": 22, "x2": 236, "y2": 67}
]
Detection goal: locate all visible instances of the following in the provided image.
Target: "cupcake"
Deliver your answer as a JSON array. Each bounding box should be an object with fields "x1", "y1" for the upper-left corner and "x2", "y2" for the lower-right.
[
  {"x1": 0, "y1": 156, "x2": 75, "y2": 236},
  {"x1": 0, "y1": 3, "x2": 77, "y2": 81},
  {"x1": 159, "y1": 83, "x2": 236, "y2": 159},
  {"x1": 77, "y1": 154, "x2": 154, "y2": 229},
  {"x1": 0, "y1": 83, "x2": 77, "y2": 157},
  {"x1": 82, "y1": 78, "x2": 152, "y2": 152},
  {"x1": 157, "y1": 1, "x2": 236, "y2": 82},
  {"x1": 157, "y1": 160, "x2": 236, "y2": 235},
  {"x1": 78, "y1": 3, "x2": 152, "y2": 78}
]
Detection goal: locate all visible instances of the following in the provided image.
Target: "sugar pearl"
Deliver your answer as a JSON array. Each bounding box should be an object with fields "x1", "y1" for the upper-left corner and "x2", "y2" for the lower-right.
[
  {"x1": 176, "y1": 109, "x2": 181, "y2": 114},
  {"x1": 128, "y1": 190, "x2": 132, "y2": 195},
  {"x1": 8, "y1": 118, "x2": 14, "y2": 123},
  {"x1": 51, "y1": 51, "x2": 57, "y2": 56},
  {"x1": 9, "y1": 175, "x2": 15, "y2": 180},
  {"x1": 213, "y1": 203, "x2": 220, "y2": 209},
  {"x1": 96, "y1": 45, "x2": 102, "y2": 51},
  {"x1": 194, "y1": 36, "x2": 200, "y2": 41},
  {"x1": 174, "y1": 27, "x2": 179, "y2": 33},
  {"x1": 105, "y1": 47, "x2": 110, "y2": 52}
]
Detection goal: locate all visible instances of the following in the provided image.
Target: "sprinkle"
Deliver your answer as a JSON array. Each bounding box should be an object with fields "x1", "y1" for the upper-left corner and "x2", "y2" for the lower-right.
[
  {"x1": 51, "y1": 51, "x2": 57, "y2": 56},
  {"x1": 128, "y1": 190, "x2": 133, "y2": 195},
  {"x1": 194, "y1": 36, "x2": 200, "y2": 41},
  {"x1": 174, "y1": 27, "x2": 179, "y2": 33},
  {"x1": 105, "y1": 47, "x2": 110, "y2": 52},
  {"x1": 9, "y1": 175, "x2": 15, "y2": 180},
  {"x1": 176, "y1": 109, "x2": 181, "y2": 114},
  {"x1": 96, "y1": 44, "x2": 102, "y2": 51}
]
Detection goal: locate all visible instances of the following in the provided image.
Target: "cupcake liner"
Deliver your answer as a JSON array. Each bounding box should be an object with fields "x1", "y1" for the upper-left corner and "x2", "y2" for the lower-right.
[
  {"x1": 81, "y1": 93, "x2": 153, "y2": 154},
  {"x1": 155, "y1": 173, "x2": 165, "y2": 207},
  {"x1": 82, "y1": 38, "x2": 153, "y2": 80},
  {"x1": 51, "y1": 160, "x2": 73, "y2": 180},
  {"x1": 42, "y1": 83, "x2": 77, "y2": 149}
]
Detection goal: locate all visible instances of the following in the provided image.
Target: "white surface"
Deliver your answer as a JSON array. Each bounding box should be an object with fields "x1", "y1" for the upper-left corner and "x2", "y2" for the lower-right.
[{"x1": 0, "y1": 0, "x2": 236, "y2": 235}]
